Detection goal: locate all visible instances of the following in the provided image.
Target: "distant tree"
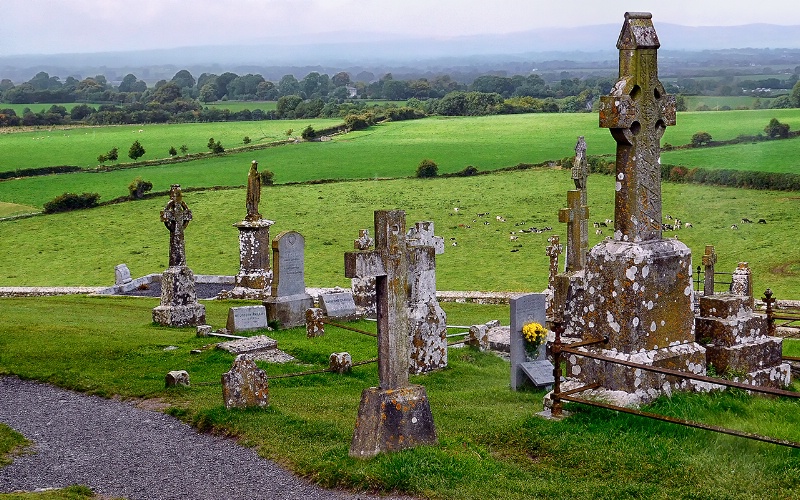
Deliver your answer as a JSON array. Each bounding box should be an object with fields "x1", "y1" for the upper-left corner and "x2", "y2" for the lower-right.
[
  {"x1": 171, "y1": 69, "x2": 196, "y2": 89},
  {"x1": 276, "y1": 95, "x2": 303, "y2": 118},
  {"x1": 277, "y1": 74, "x2": 301, "y2": 97},
  {"x1": 260, "y1": 170, "x2": 275, "y2": 186},
  {"x1": 255, "y1": 81, "x2": 277, "y2": 100},
  {"x1": 43, "y1": 192, "x2": 100, "y2": 213},
  {"x1": 675, "y1": 94, "x2": 687, "y2": 112},
  {"x1": 199, "y1": 83, "x2": 218, "y2": 103},
  {"x1": 97, "y1": 154, "x2": 107, "y2": 163},
  {"x1": 179, "y1": 144, "x2": 188, "y2": 155},
  {"x1": 764, "y1": 118, "x2": 790, "y2": 138},
  {"x1": 148, "y1": 82, "x2": 183, "y2": 104},
  {"x1": 790, "y1": 80, "x2": 800, "y2": 107},
  {"x1": 128, "y1": 140, "x2": 145, "y2": 160},
  {"x1": 285, "y1": 128, "x2": 294, "y2": 138},
  {"x1": 416, "y1": 159, "x2": 439, "y2": 178},
  {"x1": 207, "y1": 137, "x2": 224, "y2": 153},
  {"x1": 118, "y1": 73, "x2": 138, "y2": 92},
  {"x1": 128, "y1": 177, "x2": 153, "y2": 199},
  {"x1": 691, "y1": 131, "x2": 713, "y2": 147},
  {"x1": 242, "y1": 136, "x2": 251, "y2": 144},
  {"x1": 214, "y1": 72, "x2": 238, "y2": 99},
  {"x1": 169, "y1": 146, "x2": 177, "y2": 156},
  {"x1": 106, "y1": 146, "x2": 119, "y2": 162},
  {"x1": 332, "y1": 71, "x2": 352, "y2": 87}
]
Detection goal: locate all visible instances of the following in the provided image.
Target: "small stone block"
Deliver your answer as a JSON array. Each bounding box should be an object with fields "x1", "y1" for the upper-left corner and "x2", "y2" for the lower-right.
[
  {"x1": 349, "y1": 385, "x2": 438, "y2": 458},
  {"x1": 306, "y1": 308, "x2": 325, "y2": 338},
  {"x1": 699, "y1": 294, "x2": 753, "y2": 319},
  {"x1": 196, "y1": 325, "x2": 212, "y2": 337},
  {"x1": 217, "y1": 335, "x2": 278, "y2": 355},
  {"x1": 221, "y1": 355, "x2": 269, "y2": 409},
  {"x1": 520, "y1": 361, "x2": 555, "y2": 387},
  {"x1": 467, "y1": 324, "x2": 489, "y2": 351},
  {"x1": 329, "y1": 352, "x2": 353, "y2": 373},
  {"x1": 165, "y1": 370, "x2": 190, "y2": 387}
]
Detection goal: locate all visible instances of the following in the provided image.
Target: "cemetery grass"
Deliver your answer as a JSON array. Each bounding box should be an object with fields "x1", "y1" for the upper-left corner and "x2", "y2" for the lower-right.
[
  {"x1": 2, "y1": 169, "x2": 800, "y2": 299},
  {"x1": 0, "y1": 485, "x2": 98, "y2": 500},
  {"x1": 5, "y1": 109, "x2": 800, "y2": 209},
  {"x1": 1, "y1": 296, "x2": 800, "y2": 499},
  {"x1": 0, "y1": 424, "x2": 27, "y2": 467}
]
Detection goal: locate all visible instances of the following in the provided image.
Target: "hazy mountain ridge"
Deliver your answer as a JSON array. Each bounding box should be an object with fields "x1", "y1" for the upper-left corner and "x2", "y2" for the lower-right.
[{"x1": 2, "y1": 23, "x2": 799, "y2": 83}]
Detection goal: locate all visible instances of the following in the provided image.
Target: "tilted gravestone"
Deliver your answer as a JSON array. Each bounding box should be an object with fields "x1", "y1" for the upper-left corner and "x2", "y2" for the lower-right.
[
  {"x1": 559, "y1": 12, "x2": 705, "y2": 403},
  {"x1": 263, "y1": 231, "x2": 313, "y2": 328},
  {"x1": 320, "y1": 292, "x2": 358, "y2": 319},
  {"x1": 344, "y1": 210, "x2": 437, "y2": 458},
  {"x1": 219, "y1": 161, "x2": 274, "y2": 300},
  {"x1": 152, "y1": 185, "x2": 206, "y2": 327},
  {"x1": 221, "y1": 355, "x2": 269, "y2": 409}
]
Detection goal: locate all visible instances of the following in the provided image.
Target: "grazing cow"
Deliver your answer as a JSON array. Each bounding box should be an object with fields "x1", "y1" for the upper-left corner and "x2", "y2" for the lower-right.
[
  {"x1": 453, "y1": 207, "x2": 459, "y2": 212},
  {"x1": 665, "y1": 214, "x2": 673, "y2": 220},
  {"x1": 510, "y1": 235, "x2": 518, "y2": 241},
  {"x1": 593, "y1": 222, "x2": 600, "y2": 228},
  {"x1": 452, "y1": 241, "x2": 458, "y2": 246},
  {"x1": 758, "y1": 219, "x2": 767, "y2": 224},
  {"x1": 674, "y1": 218, "x2": 681, "y2": 229},
  {"x1": 662, "y1": 224, "x2": 674, "y2": 231},
  {"x1": 511, "y1": 248, "x2": 519, "y2": 253},
  {"x1": 595, "y1": 229, "x2": 603, "y2": 235},
  {"x1": 741, "y1": 218, "x2": 753, "y2": 224},
  {"x1": 543, "y1": 226, "x2": 552, "y2": 231},
  {"x1": 684, "y1": 222, "x2": 693, "y2": 228},
  {"x1": 599, "y1": 222, "x2": 608, "y2": 227},
  {"x1": 731, "y1": 224, "x2": 739, "y2": 230},
  {"x1": 605, "y1": 219, "x2": 613, "y2": 225}
]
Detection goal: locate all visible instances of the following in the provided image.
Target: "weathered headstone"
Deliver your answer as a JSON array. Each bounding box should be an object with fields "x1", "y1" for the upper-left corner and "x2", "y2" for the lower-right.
[
  {"x1": 351, "y1": 229, "x2": 377, "y2": 318},
  {"x1": 559, "y1": 12, "x2": 705, "y2": 403},
  {"x1": 221, "y1": 355, "x2": 269, "y2": 409},
  {"x1": 165, "y1": 370, "x2": 190, "y2": 387},
  {"x1": 329, "y1": 352, "x2": 353, "y2": 373},
  {"x1": 730, "y1": 262, "x2": 753, "y2": 307},
  {"x1": 320, "y1": 292, "x2": 358, "y2": 318},
  {"x1": 226, "y1": 305, "x2": 268, "y2": 333},
  {"x1": 345, "y1": 210, "x2": 437, "y2": 458},
  {"x1": 305, "y1": 307, "x2": 325, "y2": 337},
  {"x1": 152, "y1": 185, "x2": 206, "y2": 327},
  {"x1": 467, "y1": 324, "x2": 490, "y2": 351},
  {"x1": 510, "y1": 293, "x2": 553, "y2": 390},
  {"x1": 406, "y1": 221, "x2": 447, "y2": 374},
  {"x1": 263, "y1": 231, "x2": 313, "y2": 328},
  {"x1": 702, "y1": 245, "x2": 717, "y2": 296},
  {"x1": 219, "y1": 161, "x2": 274, "y2": 300},
  {"x1": 115, "y1": 264, "x2": 132, "y2": 285}
]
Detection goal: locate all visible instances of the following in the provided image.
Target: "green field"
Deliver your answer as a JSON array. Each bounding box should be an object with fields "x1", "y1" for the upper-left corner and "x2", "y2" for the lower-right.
[
  {"x1": 663, "y1": 137, "x2": 800, "y2": 173},
  {"x1": 682, "y1": 96, "x2": 773, "y2": 110}
]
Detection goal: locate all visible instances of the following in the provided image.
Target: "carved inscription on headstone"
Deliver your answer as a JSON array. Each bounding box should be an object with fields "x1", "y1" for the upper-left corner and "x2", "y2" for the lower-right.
[
  {"x1": 226, "y1": 305, "x2": 268, "y2": 333},
  {"x1": 320, "y1": 292, "x2": 358, "y2": 318}
]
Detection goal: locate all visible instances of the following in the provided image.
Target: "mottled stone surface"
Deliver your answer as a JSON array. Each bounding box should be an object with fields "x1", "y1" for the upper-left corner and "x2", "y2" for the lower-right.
[
  {"x1": 115, "y1": 264, "x2": 132, "y2": 285},
  {"x1": 351, "y1": 229, "x2": 377, "y2": 319},
  {"x1": 217, "y1": 335, "x2": 278, "y2": 355},
  {"x1": 221, "y1": 355, "x2": 269, "y2": 409},
  {"x1": 329, "y1": 352, "x2": 353, "y2": 373},
  {"x1": 152, "y1": 266, "x2": 206, "y2": 327},
  {"x1": 196, "y1": 324, "x2": 212, "y2": 337},
  {"x1": 349, "y1": 385, "x2": 437, "y2": 458},
  {"x1": 306, "y1": 308, "x2": 325, "y2": 337},
  {"x1": 320, "y1": 292, "x2": 358, "y2": 318},
  {"x1": 220, "y1": 220, "x2": 273, "y2": 299},
  {"x1": 467, "y1": 324, "x2": 490, "y2": 351},
  {"x1": 731, "y1": 262, "x2": 754, "y2": 308},
  {"x1": 165, "y1": 370, "x2": 190, "y2": 387}
]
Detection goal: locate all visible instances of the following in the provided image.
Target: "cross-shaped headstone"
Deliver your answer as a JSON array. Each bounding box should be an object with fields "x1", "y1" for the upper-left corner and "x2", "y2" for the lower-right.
[
  {"x1": 559, "y1": 190, "x2": 589, "y2": 272},
  {"x1": 572, "y1": 136, "x2": 588, "y2": 191},
  {"x1": 702, "y1": 245, "x2": 717, "y2": 296},
  {"x1": 345, "y1": 210, "x2": 410, "y2": 389},
  {"x1": 599, "y1": 12, "x2": 676, "y2": 243},
  {"x1": 161, "y1": 184, "x2": 192, "y2": 267}
]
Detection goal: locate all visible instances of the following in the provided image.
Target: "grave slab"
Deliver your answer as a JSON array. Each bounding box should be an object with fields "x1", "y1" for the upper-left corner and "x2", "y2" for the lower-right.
[{"x1": 226, "y1": 306, "x2": 268, "y2": 333}]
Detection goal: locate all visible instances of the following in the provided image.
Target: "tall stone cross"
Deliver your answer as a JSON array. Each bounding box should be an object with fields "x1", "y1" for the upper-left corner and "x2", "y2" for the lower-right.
[
  {"x1": 599, "y1": 12, "x2": 676, "y2": 243},
  {"x1": 559, "y1": 190, "x2": 589, "y2": 273},
  {"x1": 161, "y1": 184, "x2": 192, "y2": 267},
  {"x1": 702, "y1": 245, "x2": 717, "y2": 296},
  {"x1": 345, "y1": 210, "x2": 410, "y2": 389}
]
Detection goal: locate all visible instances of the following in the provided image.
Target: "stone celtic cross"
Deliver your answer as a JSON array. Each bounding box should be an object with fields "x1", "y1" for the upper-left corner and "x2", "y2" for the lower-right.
[
  {"x1": 559, "y1": 190, "x2": 589, "y2": 272},
  {"x1": 161, "y1": 184, "x2": 192, "y2": 267},
  {"x1": 345, "y1": 210, "x2": 410, "y2": 389},
  {"x1": 600, "y1": 12, "x2": 676, "y2": 243},
  {"x1": 702, "y1": 245, "x2": 717, "y2": 296}
]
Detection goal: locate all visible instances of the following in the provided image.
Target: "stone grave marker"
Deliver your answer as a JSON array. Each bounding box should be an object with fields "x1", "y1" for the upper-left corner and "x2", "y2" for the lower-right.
[
  {"x1": 226, "y1": 305, "x2": 268, "y2": 333},
  {"x1": 351, "y1": 229, "x2": 377, "y2": 318},
  {"x1": 731, "y1": 262, "x2": 754, "y2": 307},
  {"x1": 263, "y1": 230, "x2": 313, "y2": 328},
  {"x1": 320, "y1": 292, "x2": 358, "y2": 318},
  {"x1": 152, "y1": 185, "x2": 206, "y2": 327},
  {"x1": 559, "y1": 12, "x2": 705, "y2": 403},
  {"x1": 221, "y1": 355, "x2": 269, "y2": 409},
  {"x1": 344, "y1": 210, "x2": 437, "y2": 458},
  {"x1": 510, "y1": 293, "x2": 553, "y2": 390},
  {"x1": 702, "y1": 245, "x2": 717, "y2": 296},
  {"x1": 115, "y1": 264, "x2": 132, "y2": 285}
]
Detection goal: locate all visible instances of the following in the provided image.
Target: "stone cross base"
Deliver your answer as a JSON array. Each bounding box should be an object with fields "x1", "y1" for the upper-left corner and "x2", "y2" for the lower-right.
[
  {"x1": 581, "y1": 239, "x2": 694, "y2": 352},
  {"x1": 217, "y1": 283, "x2": 271, "y2": 301},
  {"x1": 349, "y1": 385, "x2": 438, "y2": 459},
  {"x1": 567, "y1": 343, "x2": 707, "y2": 404},
  {"x1": 408, "y1": 301, "x2": 447, "y2": 374},
  {"x1": 264, "y1": 293, "x2": 313, "y2": 329},
  {"x1": 152, "y1": 303, "x2": 206, "y2": 327}
]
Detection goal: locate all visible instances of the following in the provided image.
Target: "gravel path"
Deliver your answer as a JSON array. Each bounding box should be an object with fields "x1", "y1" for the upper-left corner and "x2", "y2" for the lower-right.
[{"x1": 0, "y1": 377, "x2": 413, "y2": 500}]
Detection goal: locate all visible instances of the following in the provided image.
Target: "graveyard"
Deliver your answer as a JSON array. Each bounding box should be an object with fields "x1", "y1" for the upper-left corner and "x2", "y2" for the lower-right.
[{"x1": 4, "y1": 12, "x2": 800, "y2": 500}]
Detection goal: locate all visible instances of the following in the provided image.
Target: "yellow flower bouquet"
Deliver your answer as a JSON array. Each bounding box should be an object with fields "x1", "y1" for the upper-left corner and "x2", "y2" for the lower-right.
[{"x1": 521, "y1": 321, "x2": 547, "y2": 358}]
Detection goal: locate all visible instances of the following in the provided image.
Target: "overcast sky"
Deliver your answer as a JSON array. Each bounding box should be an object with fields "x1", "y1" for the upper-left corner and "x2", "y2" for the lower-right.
[{"x1": 4, "y1": 0, "x2": 800, "y2": 56}]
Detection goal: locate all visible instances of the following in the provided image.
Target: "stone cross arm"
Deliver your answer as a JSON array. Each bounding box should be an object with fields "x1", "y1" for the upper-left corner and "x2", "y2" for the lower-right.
[{"x1": 344, "y1": 250, "x2": 386, "y2": 279}]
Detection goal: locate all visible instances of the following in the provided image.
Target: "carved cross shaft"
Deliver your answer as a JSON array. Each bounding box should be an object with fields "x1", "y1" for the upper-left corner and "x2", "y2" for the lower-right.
[
  {"x1": 344, "y1": 210, "x2": 410, "y2": 390},
  {"x1": 161, "y1": 184, "x2": 192, "y2": 267},
  {"x1": 599, "y1": 12, "x2": 676, "y2": 243},
  {"x1": 559, "y1": 190, "x2": 589, "y2": 272},
  {"x1": 702, "y1": 244, "x2": 717, "y2": 296}
]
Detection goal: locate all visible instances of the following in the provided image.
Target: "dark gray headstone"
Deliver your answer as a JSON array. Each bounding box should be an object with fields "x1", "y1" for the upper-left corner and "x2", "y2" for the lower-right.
[
  {"x1": 226, "y1": 306, "x2": 268, "y2": 333},
  {"x1": 520, "y1": 361, "x2": 555, "y2": 386},
  {"x1": 510, "y1": 293, "x2": 548, "y2": 390},
  {"x1": 320, "y1": 292, "x2": 358, "y2": 318}
]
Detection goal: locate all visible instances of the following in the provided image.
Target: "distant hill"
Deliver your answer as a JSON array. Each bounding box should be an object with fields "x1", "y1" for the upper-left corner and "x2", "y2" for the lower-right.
[{"x1": 1, "y1": 23, "x2": 799, "y2": 82}]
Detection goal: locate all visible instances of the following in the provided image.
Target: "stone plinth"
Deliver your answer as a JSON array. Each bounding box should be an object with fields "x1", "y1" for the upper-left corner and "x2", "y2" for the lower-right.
[
  {"x1": 219, "y1": 219, "x2": 273, "y2": 300},
  {"x1": 265, "y1": 293, "x2": 314, "y2": 329},
  {"x1": 349, "y1": 385, "x2": 437, "y2": 458},
  {"x1": 696, "y1": 293, "x2": 791, "y2": 388},
  {"x1": 152, "y1": 266, "x2": 206, "y2": 327}
]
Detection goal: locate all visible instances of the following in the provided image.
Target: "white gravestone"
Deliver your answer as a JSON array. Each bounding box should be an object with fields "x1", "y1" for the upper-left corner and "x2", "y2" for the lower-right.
[{"x1": 226, "y1": 305, "x2": 268, "y2": 333}]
